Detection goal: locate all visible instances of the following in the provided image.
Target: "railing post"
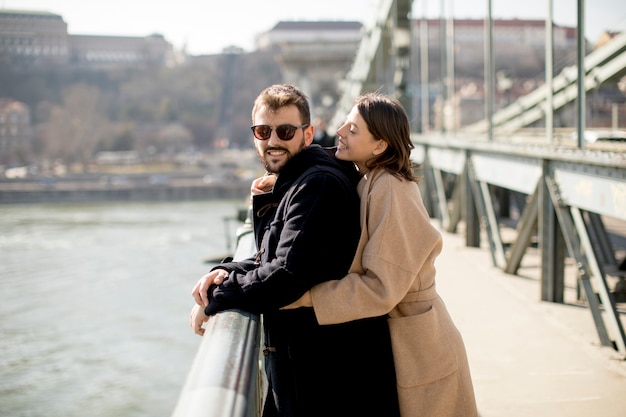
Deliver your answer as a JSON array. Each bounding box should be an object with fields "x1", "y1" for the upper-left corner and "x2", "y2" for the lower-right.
[
  {"x1": 464, "y1": 153, "x2": 480, "y2": 248},
  {"x1": 539, "y1": 160, "x2": 565, "y2": 302}
]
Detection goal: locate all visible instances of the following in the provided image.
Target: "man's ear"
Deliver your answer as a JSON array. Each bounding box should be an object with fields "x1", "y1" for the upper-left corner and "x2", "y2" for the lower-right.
[
  {"x1": 303, "y1": 125, "x2": 315, "y2": 146},
  {"x1": 373, "y1": 139, "x2": 388, "y2": 155}
]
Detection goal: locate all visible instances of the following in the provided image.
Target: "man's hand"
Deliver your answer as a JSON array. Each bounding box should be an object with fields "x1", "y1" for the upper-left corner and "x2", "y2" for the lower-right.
[
  {"x1": 190, "y1": 304, "x2": 209, "y2": 336},
  {"x1": 191, "y1": 269, "x2": 229, "y2": 307}
]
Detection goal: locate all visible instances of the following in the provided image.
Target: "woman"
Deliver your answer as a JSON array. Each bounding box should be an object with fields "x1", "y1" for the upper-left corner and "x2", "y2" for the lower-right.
[{"x1": 216, "y1": 92, "x2": 478, "y2": 416}]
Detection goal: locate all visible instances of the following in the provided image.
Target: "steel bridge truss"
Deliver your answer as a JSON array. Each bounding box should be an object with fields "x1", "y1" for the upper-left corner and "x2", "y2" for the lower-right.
[
  {"x1": 463, "y1": 31, "x2": 626, "y2": 134},
  {"x1": 414, "y1": 136, "x2": 626, "y2": 355},
  {"x1": 330, "y1": 0, "x2": 412, "y2": 131}
]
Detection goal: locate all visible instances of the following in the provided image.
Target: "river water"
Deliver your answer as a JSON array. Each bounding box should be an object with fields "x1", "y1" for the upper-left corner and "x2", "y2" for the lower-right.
[{"x1": 0, "y1": 200, "x2": 247, "y2": 417}]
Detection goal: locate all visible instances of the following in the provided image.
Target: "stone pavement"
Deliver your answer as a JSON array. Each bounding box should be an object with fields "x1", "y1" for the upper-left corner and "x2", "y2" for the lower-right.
[{"x1": 433, "y1": 223, "x2": 626, "y2": 417}]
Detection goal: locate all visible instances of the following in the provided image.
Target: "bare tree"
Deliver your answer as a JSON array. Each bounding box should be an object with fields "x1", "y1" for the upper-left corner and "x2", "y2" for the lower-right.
[{"x1": 44, "y1": 83, "x2": 109, "y2": 172}]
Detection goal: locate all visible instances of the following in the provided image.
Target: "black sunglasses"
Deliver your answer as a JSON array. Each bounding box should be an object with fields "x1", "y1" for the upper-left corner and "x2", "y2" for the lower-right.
[{"x1": 251, "y1": 124, "x2": 309, "y2": 141}]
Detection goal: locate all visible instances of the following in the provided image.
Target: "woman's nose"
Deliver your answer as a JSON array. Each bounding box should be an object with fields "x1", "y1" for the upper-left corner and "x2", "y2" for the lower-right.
[{"x1": 336, "y1": 124, "x2": 347, "y2": 138}]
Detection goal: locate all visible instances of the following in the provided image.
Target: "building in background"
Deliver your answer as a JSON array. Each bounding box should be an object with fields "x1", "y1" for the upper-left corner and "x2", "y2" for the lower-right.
[
  {"x1": 0, "y1": 9, "x2": 69, "y2": 63},
  {"x1": 69, "y1": 33, "x2": 175, "y2": 68},
  {"x1": 257, "y1": 21, "x2": 364, "y2": 121},
  {"x1": 0, "y1": 9, "x2": 175, "y2": 68}
]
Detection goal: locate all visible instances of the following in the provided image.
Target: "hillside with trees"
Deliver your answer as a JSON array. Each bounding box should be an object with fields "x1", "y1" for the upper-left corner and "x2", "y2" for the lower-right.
[{"x1": 0, "y1": 50, "x2": 283, "y2": 170}]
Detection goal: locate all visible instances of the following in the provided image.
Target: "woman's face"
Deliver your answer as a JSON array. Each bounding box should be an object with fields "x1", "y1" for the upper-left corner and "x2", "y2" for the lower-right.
[{"x1": 335, "y1": 106, "x2": 386, "y2": 174}]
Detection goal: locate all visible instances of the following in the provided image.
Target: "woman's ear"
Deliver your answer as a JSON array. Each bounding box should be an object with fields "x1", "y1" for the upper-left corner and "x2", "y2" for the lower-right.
[{"x1": 373, "y1": 139, "x2": 388, "y2": 155}]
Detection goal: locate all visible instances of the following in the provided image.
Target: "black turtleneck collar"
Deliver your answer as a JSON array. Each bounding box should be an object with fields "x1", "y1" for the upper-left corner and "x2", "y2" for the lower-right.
[{"x1": 273, "y1": 145, "x2": 360, "y2": 195}]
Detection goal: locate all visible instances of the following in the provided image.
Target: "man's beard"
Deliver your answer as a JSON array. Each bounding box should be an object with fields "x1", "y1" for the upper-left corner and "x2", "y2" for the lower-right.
[
  {"x1": 257, "y1": 142, "x2": 305, "y2": 174},
  {"x1": 258, "y1": 148, "x2": 288, "y2": 174}
]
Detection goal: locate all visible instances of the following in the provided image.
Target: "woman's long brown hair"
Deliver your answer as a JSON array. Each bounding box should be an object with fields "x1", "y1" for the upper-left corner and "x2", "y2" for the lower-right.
[{"x1": 356, "y1": 92, "x2": 418, "y2": 182}]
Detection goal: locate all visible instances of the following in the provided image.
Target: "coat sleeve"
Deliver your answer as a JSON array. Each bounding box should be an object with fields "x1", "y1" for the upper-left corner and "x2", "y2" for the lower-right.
[
  {"x1": 310, "y1": 173, "x2": 442, "y2": 324},
  {"x1": 205, "y1": 171, "x2": 359, "y2": 316}
]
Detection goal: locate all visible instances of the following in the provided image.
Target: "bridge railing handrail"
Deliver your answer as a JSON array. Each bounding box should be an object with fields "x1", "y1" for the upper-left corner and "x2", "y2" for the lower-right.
[{"x1": 172, "y1": 221, "x2": 262, "y2": 417}]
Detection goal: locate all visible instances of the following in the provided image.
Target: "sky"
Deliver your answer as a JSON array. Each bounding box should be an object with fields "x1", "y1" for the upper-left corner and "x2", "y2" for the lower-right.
[{"x1": 2, "y1": 0, "x2": 625, "y2": 55}]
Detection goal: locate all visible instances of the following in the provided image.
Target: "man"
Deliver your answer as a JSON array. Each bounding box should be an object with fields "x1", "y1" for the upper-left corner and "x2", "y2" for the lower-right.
[
  {"x1": 312, "y1": 116, "x2": 336, "y2": 147},
  {"x1": 190, "y1": 84, "x2": 398, "y2": 417}
]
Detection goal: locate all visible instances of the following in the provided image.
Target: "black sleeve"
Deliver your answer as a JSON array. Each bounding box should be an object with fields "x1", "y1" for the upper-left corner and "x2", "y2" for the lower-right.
[
  {"x1": 205, "y1": 171, "x2": 359, "y2": 315},
  {"x1": 210, "y1": 255, "x2": 258, "y2": 276}
]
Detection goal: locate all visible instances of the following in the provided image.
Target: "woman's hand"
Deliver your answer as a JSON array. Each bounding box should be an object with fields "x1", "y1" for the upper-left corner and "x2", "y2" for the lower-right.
[
  {"x1": 251, "y1": 174, "x2": 276, "y2": 195},
  {"x1": 281, "y1": 290, "x2": 313, "y2": 309},
  {"x1": 191, "y1": 269, "x2": 229, "y2": 307}
]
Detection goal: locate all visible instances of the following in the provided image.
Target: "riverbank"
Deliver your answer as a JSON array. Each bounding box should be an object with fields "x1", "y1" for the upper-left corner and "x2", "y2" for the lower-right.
[{"x1": 0, "y1": 173, "x2": 252, "y2": 204}]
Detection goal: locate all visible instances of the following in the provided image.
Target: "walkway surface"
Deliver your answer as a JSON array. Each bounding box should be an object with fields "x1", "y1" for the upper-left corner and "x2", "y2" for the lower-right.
[{"x1": 434, "y1": 223, "x2": 626, "y2": 417}]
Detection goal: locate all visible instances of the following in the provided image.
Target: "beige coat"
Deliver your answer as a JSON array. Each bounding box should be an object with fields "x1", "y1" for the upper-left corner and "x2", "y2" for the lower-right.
[{"x1": 310, "y1": 169, "x2": 478, "y2": 417}]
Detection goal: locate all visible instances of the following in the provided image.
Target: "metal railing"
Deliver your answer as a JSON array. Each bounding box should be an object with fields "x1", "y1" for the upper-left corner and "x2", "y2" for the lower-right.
[
  {"x1": 172, "y1": 222, "x2": 262, "y2": 417},
  {"x1": 413, "y1": 133, "x2": 626, "y2": 356}
]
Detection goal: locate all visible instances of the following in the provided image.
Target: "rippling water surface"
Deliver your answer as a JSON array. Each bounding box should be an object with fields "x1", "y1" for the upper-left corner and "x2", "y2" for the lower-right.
[{"x1": 0, "y1": 200, "x2": 244, "y2": 417}]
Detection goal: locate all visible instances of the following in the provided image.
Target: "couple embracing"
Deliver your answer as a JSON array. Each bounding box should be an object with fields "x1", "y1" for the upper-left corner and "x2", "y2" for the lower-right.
[{"x1": 190, "y1": 84, "x2": 478, "y2": 417}]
